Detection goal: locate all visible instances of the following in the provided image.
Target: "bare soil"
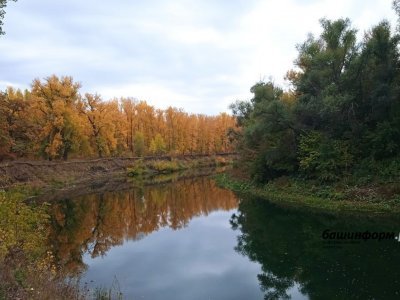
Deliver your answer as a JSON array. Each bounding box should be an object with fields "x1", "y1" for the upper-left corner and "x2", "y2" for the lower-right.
[{"x1": 0, "y1": 154, "x2": 236, "y2": 189}]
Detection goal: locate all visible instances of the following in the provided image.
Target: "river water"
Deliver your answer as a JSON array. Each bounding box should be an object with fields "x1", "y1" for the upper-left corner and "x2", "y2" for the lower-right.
[{"x1": 46, "y1": 175, "x2": 400, "y2": 299}]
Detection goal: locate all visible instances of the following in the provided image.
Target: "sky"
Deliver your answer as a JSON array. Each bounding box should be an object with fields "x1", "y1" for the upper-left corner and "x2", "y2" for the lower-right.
[{"x1": 0, "y1": 0, "x2": 397, "y2": 115}]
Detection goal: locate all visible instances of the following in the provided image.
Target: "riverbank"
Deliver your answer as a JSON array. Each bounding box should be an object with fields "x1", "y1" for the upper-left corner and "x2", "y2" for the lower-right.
[
  {"x1": 0, "y1": 164, "x2": 233, "y2": 299},
  {"x1": 34, "y1": 166, "x2": 230, "y2": 203},
  {"x1": 215, "y1": 173, "x2": 400, "y2": 216},
  {"x1": 0, "y1": 154, "x2": 235, "y2": 190}
]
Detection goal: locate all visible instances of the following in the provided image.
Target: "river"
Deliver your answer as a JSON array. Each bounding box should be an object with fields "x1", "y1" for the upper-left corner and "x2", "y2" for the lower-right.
[{"x1": 45, "y1": 174, "x2": 400, "y2": 299}]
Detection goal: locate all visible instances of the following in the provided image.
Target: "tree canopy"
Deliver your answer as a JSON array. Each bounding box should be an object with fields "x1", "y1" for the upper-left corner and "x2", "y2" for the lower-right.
[
  {"x1": 231, "y1": 17, "x2": 400, "y2": 182},
  {"x1": 0, "y1": 0, "x2": 17, "y2": 35},
  {"x1": 0, "y1": 75, "x2": 236, "y2": 160}
]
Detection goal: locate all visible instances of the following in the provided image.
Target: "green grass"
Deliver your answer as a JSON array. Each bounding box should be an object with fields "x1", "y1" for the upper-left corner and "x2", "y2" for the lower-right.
[
  {"x1": 127, "y1": 156, "x2": 234, "y2": 177},
  {"x1": 2, "y1": 185, "x2": 43, "y2": 200},
  {"x1": 127, "y1": 159, "x2": 183, "y2": 176},
  {"x1": 215, "y1": 174, "x2": 400, "y2": 216},
  {"x1": 150, "y1": 160, "x2": 183, "y2": 173}
]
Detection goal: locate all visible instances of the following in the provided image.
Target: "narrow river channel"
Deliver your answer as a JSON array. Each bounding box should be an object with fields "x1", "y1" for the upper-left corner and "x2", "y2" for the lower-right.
[{"x1": 44, "y1": 175, "x2": 400, "y2": 299}]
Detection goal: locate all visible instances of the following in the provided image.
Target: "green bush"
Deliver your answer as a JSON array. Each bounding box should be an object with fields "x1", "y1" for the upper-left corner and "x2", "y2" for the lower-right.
[
  {"x1": 127, "y1": 159, "x2": 146, "y2": 176},
  {"x1": 298, "y1": 131, "x2": 353, "y2": 181},
  {"x1": 150, "y1": 160, "x2": 182, "y2": 173}
]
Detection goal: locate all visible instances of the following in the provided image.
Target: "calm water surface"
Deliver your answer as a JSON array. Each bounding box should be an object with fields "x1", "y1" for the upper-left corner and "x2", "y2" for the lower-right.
[{"x1": 46, "y1": 176, "x2": 400, "y2": 299}]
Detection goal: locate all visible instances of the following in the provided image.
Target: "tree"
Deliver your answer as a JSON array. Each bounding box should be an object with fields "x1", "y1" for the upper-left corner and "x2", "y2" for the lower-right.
[
  {"x1": 133, "y1": 131, "x2": 145, "y2": 157},
  {"x1": 0, "y1": 90, "x2": 12, "y2": 158},
  {"x1": 355, "y1": 21, "x2": 400, "y2": 159},
  {"x1": 78, "y1": 93, "x2": 118, "y2": 158},
  {"x1": 293, "y1": 18, "x2": 357, "y2": 135},
  {"x1": 393, "y1": 0, "x2": 400, "y2": 30},
  {"x1": 31, "y1": 75, "x2": 82, "y2": 160},
  {"x1": 298, "y1": 131, "x2": 353, "y2": 181},
  {"x1": 0, "y1": 87, "x2": 37, "y2": 158},
  {"x1": 121, "y1": 98, "x2": 136, "y2": 153},
  {"x1": 231, "y1": 82, "x2": 297, "y2": 181},
  {"x1": 1, "y1": 75, "x2": 236, "y2": 160},
  {"x1": 149, "y1": 133, "x2": 166, "y2": 156},
  {"x1": 0, "y1": 0, "x2": 17, "y2": 35},
  {"x1": 231, "y1": 17, "x2": 400, "y2": 183}
]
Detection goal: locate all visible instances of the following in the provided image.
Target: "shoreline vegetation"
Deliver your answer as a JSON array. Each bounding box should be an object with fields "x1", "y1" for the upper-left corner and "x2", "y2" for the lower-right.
[
  {"x1": 0, "y1": 153, "x2": 236, "y2": 190},
  {"x1": 0, "y1": 159, "x2": 232, "y2": 300},
  {"x1": 215, "y1": 173, "x2": 400, "y2": 216},
  {"x1": 0, "y1": 151, "x2": 234, "y2": 299},
  {"x1": 126, "y1": 155, "x2": 232, "y2": 177},
  {"x1": 223, "y1": 16, "x2": 400, "y2": 215}
]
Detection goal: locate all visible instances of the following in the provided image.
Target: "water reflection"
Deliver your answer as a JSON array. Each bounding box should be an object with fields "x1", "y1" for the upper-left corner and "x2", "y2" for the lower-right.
[
  {"x1": 231, "y1": 197, "x2": 400, "y2": 299},
  {"x1": 49, "y1": 177, "x2": 238, "y2": 275},
  {"x1": 46, "y1": 175, "x2": 400, "y2": 299}
]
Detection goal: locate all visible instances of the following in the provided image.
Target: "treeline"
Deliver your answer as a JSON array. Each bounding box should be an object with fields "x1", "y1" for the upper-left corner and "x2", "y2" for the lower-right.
[
  {"x1": 0, "y1": 75, "x2": 236, "y2": 160},
  {"x1": 231, "y1": 17, "x2": 400, "y2": 182}
]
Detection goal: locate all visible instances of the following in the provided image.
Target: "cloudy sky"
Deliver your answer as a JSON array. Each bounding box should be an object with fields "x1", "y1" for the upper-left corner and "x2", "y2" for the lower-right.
[{"x1": 0, "y1": 0, "x2": 397, "y2": 114}]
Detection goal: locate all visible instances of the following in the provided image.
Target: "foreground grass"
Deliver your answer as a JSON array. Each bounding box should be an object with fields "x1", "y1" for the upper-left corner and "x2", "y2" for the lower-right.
[{"x1": 215, "y1": 174, "x2": 400, "y2": 216}]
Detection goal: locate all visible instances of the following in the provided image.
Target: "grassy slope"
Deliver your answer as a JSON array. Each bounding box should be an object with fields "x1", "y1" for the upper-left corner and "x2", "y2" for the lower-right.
[{"x1": 215, "y1": 173, "x2": 400, "y2": 216}]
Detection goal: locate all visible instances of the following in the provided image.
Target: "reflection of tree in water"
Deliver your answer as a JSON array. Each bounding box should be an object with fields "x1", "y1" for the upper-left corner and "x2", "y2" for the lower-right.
[
  {"x1": 231, "y1": 198, "x2": 400, "y2": 300},
  {"x1": 49, "y1": 177, "x2": 237, "y2": 275}
]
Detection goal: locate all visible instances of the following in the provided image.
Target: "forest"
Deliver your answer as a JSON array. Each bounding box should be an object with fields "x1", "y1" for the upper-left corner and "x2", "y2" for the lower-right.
[
  {"x1": 230, "y1": 17, "x2": 400, "y2": 184},
  {"x1": 0, "y1": 76, "x2": 236, "y2": 161},
  {"x1": 1, "y1": 1, "x2": 400, "y2": 299}
]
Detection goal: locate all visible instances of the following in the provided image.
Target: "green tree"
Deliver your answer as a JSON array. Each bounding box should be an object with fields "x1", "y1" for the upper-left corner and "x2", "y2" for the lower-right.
[
  {"x1": 355, "y1": 22, "x2": 400, "y2": 159},
  {"x1": 231, "y1": 82, "x2": 297, "y2": 181},
  {"x1": 0, "y1": 0, "x2": 17, "y2": 35},
  {"x1": 133, "y1": 131, "x2": 145, "y2": 157},
  {"x1": 293, "y1": 18, "x2": 357, "y2": 135},
  {"x1": 231, "y1": 17, "x2": 400, "y2": 183},
  {"x1": 298, "y1": 131, "x2": 353, "y2": 181},
  {"x1": 149, "y1": 133, "x2": 166, "y2": 156}
]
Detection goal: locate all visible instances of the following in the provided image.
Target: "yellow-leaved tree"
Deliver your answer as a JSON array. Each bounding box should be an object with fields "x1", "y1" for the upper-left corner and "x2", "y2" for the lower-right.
[
  {"x1": 31, "y1": 75, "x2": 83, "y2": 160},
  {"x1": 149, "y1": 133, "x2": 166, "y2": 155}
]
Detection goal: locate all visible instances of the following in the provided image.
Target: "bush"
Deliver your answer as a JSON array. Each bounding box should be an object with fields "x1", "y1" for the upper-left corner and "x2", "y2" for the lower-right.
[
  {"x1": 150, "y1": 160, "x2": 181, "y2": 173},
  {"x1": 127, "y1": 159, "x2": 146, "y2": 176},
  {"x1": 298, "y1": 131, "x2": 353, "y2": 181}
]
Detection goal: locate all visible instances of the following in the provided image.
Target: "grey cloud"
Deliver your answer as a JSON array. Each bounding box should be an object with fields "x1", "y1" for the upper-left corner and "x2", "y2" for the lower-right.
[{"x1": 1, "y1": 0, "x2": 396, "y2": 114}]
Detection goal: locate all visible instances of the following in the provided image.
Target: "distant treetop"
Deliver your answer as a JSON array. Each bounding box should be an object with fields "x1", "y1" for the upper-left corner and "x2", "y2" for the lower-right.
[{"x1": 0, "y1": 0, "x2": 17, "y2": 35}]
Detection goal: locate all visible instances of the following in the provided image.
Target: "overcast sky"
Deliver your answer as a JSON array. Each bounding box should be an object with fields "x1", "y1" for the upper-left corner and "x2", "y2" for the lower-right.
[{"x1": 0, "y1": 0, "x2": 397, "y2": 114}]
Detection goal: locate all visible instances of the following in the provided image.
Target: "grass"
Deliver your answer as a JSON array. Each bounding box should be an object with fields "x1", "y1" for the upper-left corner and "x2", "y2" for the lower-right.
[
  {"x1": 2, "y1": 185, "x2": 42, "y2": 199},
  {"x1": 127, "y1": 156, "x2": 233, "y2": 177},
  {"x1": 215, "y1": 173, "x2": 400, "y2": 216},
  {"x1": 92, "y1": 277, "x2": 123, "y2": 300},
  {"x1": 150, "y1": 160, "x2": 183, "y2": 173},
  {"x1": 127, "y1": 159, "x2": 183, "y2": 176}
]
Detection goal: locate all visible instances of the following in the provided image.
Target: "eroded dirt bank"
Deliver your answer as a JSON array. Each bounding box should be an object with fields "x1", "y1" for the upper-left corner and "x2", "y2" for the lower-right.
[{"x1": 0, "y1": 154, "x2": 236, "y2": 188}]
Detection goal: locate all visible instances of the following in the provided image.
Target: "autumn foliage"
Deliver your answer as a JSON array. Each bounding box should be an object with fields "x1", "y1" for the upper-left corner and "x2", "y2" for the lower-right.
[
  {"x1": 49, "y1": 177, "x2": 237, "y2": 275},
  {"x1": 0, "y1": 75, "x2": 236, "y2": 160}
]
